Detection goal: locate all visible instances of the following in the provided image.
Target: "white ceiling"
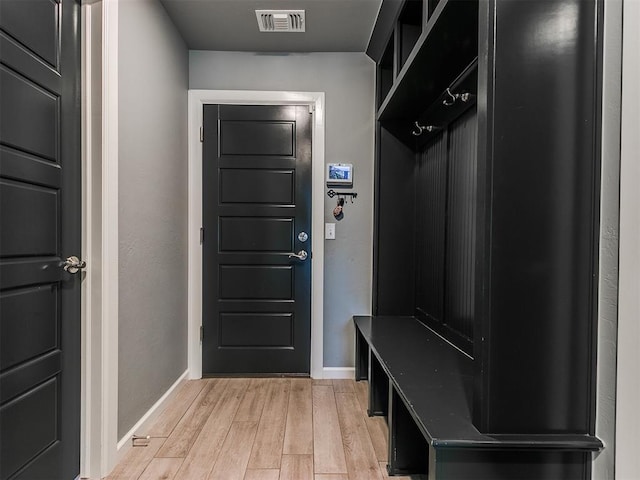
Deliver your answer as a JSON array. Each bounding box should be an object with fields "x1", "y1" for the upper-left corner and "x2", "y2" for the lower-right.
[{"x1": 160, "y1": 0, "x2": 382, "y2": 52}]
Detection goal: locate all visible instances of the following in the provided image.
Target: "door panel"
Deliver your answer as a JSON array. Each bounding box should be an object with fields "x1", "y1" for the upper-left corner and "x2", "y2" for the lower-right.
[
  {"x1": 0, "y1": 179, "x2": 59, "y2": 256},
  {"x1": 219, "y1": 313, "x2": 294, "y2": 347},
  {"x1": 0, "y1": 378, "x2": 59, "y2": 478},
  {"x1": 0, "y1": 65, "x2": 59, "y2": 161},
  {"x1": 219, "y1": 217, "x2": 293, "y2": 252},
  {"x1": 220, "y1": 169, "x2": 294, "y2": 204},
  {"x1": 219, "y1": 265, "x2": 293, "y2": 300},
  {"x1": 203, "y1": 104, "x2": 312, "y2": 375},
  {"x1": 0, "y1": 0, "x2": 60, "y2": 68},
  {"x1": 220, "y1": 121, "x2": 295, "y2": 156},
  {"x1": 1, "y1": 285, "x2": 59, "y2": 370},
  {"x1": 0, "y1": 0, "x2": 80, "y2": 478}
]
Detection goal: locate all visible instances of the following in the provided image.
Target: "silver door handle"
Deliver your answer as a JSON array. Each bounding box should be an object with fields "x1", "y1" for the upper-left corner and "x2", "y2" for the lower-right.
[
  {"x1": 63, "y1": 255, "x2": 87, "y2": 274},
  {"x1": 288, "y1": 250, "x2": 308, "y2": 261}
]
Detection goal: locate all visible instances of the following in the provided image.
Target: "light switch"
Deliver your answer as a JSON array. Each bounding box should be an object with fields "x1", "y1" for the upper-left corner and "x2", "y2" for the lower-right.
[{"x1": 325, "y1": 223, "x2": 336, "y2": 240}]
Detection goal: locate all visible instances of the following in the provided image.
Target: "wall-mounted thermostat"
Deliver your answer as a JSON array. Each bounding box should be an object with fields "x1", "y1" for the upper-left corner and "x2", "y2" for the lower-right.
[{"x1": 326, "y1": 163, "x2": 353, "y2": 187}]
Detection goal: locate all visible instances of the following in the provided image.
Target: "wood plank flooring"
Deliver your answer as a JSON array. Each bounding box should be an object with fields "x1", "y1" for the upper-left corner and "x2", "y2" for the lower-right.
[{"x1": 105, "y1": 379, "x2": 425, "y2": 480}]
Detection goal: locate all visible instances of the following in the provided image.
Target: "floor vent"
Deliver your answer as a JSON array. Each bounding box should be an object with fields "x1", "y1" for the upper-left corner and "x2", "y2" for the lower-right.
[{"x1": 256, "y1": 10, "x2": 305, "y2": 32}]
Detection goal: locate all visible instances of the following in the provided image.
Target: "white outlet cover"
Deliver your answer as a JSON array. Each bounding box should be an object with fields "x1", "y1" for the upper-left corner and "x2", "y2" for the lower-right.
[{"x1": 325, "y1": 223, "x2": 336, "y2": 240}]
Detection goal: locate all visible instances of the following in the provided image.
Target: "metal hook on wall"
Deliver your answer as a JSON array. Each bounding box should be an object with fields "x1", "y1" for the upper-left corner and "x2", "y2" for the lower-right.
[
  {"x1": 411, "y1": 121, "x2": 426, "y2": 136},
  {"x1": 443, "y1": 88, "x2": 472, "y2": 107},
  {"x1": 411, "y1": 121, "x2": 439, "y2": 136},
  {"x1": 443, "y1": 88, "x2": 457, "y2": 106}
]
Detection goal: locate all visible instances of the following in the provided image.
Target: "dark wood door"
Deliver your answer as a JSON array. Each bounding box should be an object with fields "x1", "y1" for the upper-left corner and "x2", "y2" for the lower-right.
[
  {"x1": 0, "y1": 1, "x2": 81, "y2": 479},
  {"x1": 202, "y1": 104, "x2": 312, "y2": 375}
]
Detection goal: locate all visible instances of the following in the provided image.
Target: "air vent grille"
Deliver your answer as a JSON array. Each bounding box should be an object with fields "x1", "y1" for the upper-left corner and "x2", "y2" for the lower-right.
[{"x1": 256, "y1": 10, "x2": 305, "y2": 32}]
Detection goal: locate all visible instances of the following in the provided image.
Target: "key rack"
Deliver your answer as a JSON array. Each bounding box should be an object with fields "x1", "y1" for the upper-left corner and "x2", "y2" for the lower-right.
[{"x1": 327, "y1": 189, "x2": 358, "y2": 201}]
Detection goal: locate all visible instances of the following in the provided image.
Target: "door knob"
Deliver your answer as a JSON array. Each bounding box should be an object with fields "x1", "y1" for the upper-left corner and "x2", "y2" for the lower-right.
[
  {"x1": 62, "y1": 255, "x2": 87, "y2": 274},
  {"x1": 288, "y1": 250, "x2": 308, "y2": 261},
  {"x1": 298, "y1": 231, "x2": 309, "y2": 242}
]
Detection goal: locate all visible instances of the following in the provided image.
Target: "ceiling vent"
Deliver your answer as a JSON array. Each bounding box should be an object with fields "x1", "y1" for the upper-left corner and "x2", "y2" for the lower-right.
[{"x1": 256, "y1": 10, "x2": 305, "y2": 32}]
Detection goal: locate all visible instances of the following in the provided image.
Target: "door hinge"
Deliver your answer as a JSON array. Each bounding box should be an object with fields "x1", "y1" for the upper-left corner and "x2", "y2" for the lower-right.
[
  {"x1": 308, "y1": 104, "x2": 315, "y2": 114},
  {"x1": 200, "y1": 227, "x2": 204, "y2": 244},
  {"x1": 200, "y1": 126, "x2": 203, "y2": 142},
  {"x1": 200, "y1": 326, "x2": 204, "y2": 342}
]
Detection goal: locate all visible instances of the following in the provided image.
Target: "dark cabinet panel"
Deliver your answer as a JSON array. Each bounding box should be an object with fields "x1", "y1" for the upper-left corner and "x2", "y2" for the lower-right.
[
  {"x1": 432, "y1": 449, "x2": 590, "y2": 480},
  {"x1": 414, "y1": 109, "x2": 477, "y2": 353},
  {"x1": 445, "y1": 110, "x2": 477, "y2": 342},
  {"x1": 415, "y1": 132, "x2": 447, "y2": 322},
  {"x1": 374, "y1": 127, "x2": 416, "y2": 316},
  {"x1": 478, "y1": 0, "x2": 600, "y2": 434}
]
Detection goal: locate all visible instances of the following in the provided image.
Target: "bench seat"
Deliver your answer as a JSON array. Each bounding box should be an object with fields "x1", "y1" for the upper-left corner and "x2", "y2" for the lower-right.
[{"x1": 353, "y1": 315, "x2": 602, "y2": 479}]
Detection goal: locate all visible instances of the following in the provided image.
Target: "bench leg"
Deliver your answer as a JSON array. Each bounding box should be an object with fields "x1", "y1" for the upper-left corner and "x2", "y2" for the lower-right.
[
  {"x1": 355, "y1": 328, "x2": 369, "y2": 381},
  {"x1": 386, "y1": 384, "x2": 428, "y2": 476},
  {"x1": 368, "y1": 351, "x2": 389, "y2": 416}
]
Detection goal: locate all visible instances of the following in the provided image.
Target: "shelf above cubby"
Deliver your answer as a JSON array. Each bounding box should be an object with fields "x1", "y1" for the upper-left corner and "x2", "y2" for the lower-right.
[
  {"x1": 380, "y1": 58, "x2": 478, "y2": 150},
  {"x1": 377, "y1": 0, "x2": 478, "y2": 123}
]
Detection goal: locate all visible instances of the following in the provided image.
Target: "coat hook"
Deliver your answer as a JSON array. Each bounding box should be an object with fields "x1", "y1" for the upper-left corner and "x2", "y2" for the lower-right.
[
  {"x1": 443, "y1": 88, "x2": 471, "y2": 107},
  {"x1": 411, "y1": 121, "x2": 425, "y2": 136},
  {"x1": 412, "y1": 121, "x2": 439, "y2": 136},
  {"x1": 443, "y1": 88, "x2": 457, "y2": 106}
]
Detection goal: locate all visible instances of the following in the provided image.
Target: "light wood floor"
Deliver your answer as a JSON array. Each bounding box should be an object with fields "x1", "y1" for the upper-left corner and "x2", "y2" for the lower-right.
[{"x1": 105, "y1": 378, "x2": 425, "y2": 480}]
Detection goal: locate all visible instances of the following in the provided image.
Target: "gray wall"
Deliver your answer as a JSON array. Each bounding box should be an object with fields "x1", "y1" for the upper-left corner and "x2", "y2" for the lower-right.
[
  {"x1": 190, "y1": 51, "x2": 376, "y2": 368},
  {"x1": 118, "y1": 0, "x2": 189, "y2": 438},
  {"x1": 615, "y1": 0, "x2": 640, "y2": 477}
]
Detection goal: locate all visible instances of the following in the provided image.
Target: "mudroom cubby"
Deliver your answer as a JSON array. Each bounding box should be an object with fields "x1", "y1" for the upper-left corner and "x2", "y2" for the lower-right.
[
  {"x1": 359, "y1": 0, "x2": 605, "y2": 478},
  {"x1": 396, "y1": 0, "x2": 423, "y2": 72},
  {"x1": 377, "y1": 38, "x2": 394, "y2": 108}
]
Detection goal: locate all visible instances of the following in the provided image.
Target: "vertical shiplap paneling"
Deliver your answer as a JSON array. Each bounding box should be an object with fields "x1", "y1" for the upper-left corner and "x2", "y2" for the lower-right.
[
  {"x1": 445, "y1": 109, "x2": 478, "y2": 340},
  {"x1": 415, "y1": 132, "x2": 447, "y2": 322}
]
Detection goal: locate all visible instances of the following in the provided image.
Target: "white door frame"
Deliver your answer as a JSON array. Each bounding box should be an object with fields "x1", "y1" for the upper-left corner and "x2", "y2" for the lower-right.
[
  {"x1": 80, "y1": 1, "x2": 119, "y2": 477},
  {"x1": 187, "y1": 90, "x2": 325, "y2": 379}
]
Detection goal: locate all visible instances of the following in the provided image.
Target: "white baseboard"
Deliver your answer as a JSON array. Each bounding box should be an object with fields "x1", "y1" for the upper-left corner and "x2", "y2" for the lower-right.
[
  {"x1": 322, "y1": 367, "x2": 356, "y2": 379},
  {"x1": 115, "y1": 369, "x2": 188, "y2": 462}
]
